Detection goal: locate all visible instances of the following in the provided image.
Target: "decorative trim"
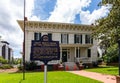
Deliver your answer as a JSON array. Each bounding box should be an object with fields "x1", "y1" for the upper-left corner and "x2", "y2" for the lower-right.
[{"x1": 17, "y1": 20, "x2": 94, "y2": 32}]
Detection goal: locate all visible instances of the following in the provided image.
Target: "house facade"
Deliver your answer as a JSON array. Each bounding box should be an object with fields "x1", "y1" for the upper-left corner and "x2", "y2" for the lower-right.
[
  {"x1": 0, "y1": 38, "x2": 13, "y2": 62},
  {"x1": 18, "y1": 20, "x2": 99, "y2": 65}
]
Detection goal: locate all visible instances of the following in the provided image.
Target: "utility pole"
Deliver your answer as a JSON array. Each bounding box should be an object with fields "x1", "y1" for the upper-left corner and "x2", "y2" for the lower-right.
[{"x1": 23, "y1": 0, "x2": 26, "y2": 80}]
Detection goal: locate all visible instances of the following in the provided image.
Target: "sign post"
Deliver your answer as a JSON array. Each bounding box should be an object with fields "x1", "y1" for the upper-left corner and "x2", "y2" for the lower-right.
[
  {"x1": 44, "y1": 65, "x2": 47, "y2": 83},
  {"x1": 30, "y1": 35, "x2": 60, "y2": 83}
]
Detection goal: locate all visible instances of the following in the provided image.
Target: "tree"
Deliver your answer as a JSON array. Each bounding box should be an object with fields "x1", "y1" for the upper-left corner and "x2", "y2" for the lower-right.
[
  {"x1": 102, "y1": 44, "x2": 119, "y2": 63},
  {"x1": 93, "y1": 0, "x2": 120, "y2": 46}
]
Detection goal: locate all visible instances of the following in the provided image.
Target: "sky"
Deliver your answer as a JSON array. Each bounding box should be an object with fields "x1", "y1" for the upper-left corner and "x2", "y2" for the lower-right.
[{"x1": 0, "y1": 0, "x2": 110, "y2": 58}]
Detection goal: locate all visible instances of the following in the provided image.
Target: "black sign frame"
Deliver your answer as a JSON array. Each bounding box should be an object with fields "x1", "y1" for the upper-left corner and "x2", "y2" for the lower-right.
[{"x1": 30, "y1": 35, "x2": 60, "y2": 64}]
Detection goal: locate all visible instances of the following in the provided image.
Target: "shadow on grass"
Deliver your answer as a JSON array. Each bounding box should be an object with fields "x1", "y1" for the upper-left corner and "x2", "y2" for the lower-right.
[
  {"x1": 107, "y1": 69, "x2": 118, "y2": 71},
  {"x1": 19, "y1": 79, "x2": 24, "y2": 83}
]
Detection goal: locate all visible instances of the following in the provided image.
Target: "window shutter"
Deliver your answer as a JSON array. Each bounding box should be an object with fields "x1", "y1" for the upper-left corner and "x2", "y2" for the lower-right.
[
  {"x1": 39, "y1": 33, "x2": 41, "y2": 40},
  {"x1": 34, "y1": 32, "x2": 37, "y2": 40},
  {"x1": 74, "y1": 34, "x2": 76, "y2": 43},
  {"x1": 67, "y1": 34, "x2": 69, "y2": 44},
  {"x1": 91, "y1": 37, "x2": 93, "y2": 44},
  {"x1": 61, "y1": 34, "x2": 63, "y2": 43},
  {"x1": 81, "y1": 35, "x2": 82, "y2": 44}
]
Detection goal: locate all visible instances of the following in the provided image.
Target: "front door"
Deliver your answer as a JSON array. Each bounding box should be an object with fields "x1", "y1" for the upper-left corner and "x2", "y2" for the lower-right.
[{"x1": 62, "y1": 51, "x2": 67, "y2": 62}]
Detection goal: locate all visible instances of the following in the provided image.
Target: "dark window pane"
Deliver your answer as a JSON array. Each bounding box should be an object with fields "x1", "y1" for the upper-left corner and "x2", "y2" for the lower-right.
[{"x1": 87, "y1": 49, "x2": 91, "y2": 57}]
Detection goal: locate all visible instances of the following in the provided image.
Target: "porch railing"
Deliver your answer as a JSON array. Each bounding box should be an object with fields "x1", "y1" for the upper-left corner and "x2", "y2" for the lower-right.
[{"x1": 75, "y1": 57, "x2": 92, "y2": 63}]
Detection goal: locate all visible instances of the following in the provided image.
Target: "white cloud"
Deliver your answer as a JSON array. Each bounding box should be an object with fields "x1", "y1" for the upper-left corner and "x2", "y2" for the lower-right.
[
  {"x1": 80, "y1": 6, "x2": 110, "y2": 24},
  {"x1": 48, "y1": 0, "x2": 91, "y2": 23},
  {"x1": 0, "y1": 0, "x2": 37, "y2": 58},
  {"x1": 0, "y1": 0, "x2": 110, "y2": 58}
]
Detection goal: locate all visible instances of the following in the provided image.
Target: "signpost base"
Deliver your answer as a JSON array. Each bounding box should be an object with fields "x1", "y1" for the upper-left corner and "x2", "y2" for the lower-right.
[{"x1": 44, "y1": 65, "x2": 47, "y2": 83}]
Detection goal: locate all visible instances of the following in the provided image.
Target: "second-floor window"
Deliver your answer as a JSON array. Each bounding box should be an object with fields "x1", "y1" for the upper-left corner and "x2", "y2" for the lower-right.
[
  {"x1": 34, "y1": 32, "x2": 41, "y2": 40},
  {"x1": 74, "y1": 34, "x2": 82, "y2": 44},
  {"x1": 48, "y1": 33, "x2": 52, "y2": 40},
  {"x1": 85, "y1": 34, "x2": 93, "y2": 44},
  {"x1": 61, "y1": 34, "x2": 68, "y2": 44}
]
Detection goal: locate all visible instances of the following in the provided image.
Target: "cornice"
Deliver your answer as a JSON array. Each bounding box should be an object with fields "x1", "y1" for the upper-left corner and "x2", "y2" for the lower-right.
[{"x1": 17, "y1": 20, "x2": 94, "y2": 32}]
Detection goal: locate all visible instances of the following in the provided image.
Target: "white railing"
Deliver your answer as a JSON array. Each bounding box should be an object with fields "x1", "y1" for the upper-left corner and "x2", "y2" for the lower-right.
[
  {"x1": 36, "y1": 60, "x2": 60, "y2": 65},
  {"x1": 75, "y1": 57, "x2": 92, "y2": 63}
]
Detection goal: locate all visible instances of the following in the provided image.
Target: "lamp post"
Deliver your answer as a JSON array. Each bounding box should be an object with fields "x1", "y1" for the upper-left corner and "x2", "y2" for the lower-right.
[
  {"x1": 118, "y1": 39, "x2": 120, "y2": 76},
  {"x1": 23, "y1": 0, "x2": 26, "y2": 80}
]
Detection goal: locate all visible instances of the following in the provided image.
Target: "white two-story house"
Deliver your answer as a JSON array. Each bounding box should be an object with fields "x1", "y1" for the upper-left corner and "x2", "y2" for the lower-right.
[{"x1": 17, "y1": 20, "x2": 98, "y2": 65}]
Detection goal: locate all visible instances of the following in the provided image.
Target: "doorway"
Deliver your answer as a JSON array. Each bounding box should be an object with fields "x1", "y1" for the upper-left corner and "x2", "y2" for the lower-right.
[{"x1": 62, "y1": 51, "x2": 67, "y2": 62}]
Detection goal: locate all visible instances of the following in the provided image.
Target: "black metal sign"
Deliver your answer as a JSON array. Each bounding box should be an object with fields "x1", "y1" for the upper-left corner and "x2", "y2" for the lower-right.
[{"x1": 30, "y1": 35, "x2": 60, "y2": 64}]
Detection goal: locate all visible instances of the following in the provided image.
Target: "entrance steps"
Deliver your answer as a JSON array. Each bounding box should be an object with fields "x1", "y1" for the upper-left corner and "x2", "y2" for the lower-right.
[{"x1": 64, "y1": 62, "x2": 79, "y2": 71}]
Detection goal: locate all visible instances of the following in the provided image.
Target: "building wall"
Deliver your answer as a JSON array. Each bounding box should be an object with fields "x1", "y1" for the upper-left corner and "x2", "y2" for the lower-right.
[
  {"x1": 0, "y1": 40, "x2": 13, "y2": 61},
  {"x1": 18, "y1": 21, "x2": 98, "y2": 63}
]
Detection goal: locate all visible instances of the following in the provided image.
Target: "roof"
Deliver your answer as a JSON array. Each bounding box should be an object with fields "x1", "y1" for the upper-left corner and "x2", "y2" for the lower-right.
[{"x1": 17, "y1": 20, "x2": 94, "y2": 31}]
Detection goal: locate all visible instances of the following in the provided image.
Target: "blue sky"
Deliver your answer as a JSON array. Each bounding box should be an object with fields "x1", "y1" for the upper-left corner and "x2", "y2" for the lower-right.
[{"x1": 0, "y1": 0, "x2": 110, "y2": 58}]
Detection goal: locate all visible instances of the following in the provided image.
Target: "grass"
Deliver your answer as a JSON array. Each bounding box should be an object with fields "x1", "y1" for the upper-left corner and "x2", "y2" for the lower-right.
[
  {"x1": 85, "y1": 66, "x2": 118, "y2": 75},
  {"x1": 0, "y1": 71, "x2": 102, "y2": 83}
]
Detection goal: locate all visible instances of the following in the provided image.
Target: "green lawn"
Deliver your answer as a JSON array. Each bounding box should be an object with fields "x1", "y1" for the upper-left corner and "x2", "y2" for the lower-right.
[
  {"x1": 85, "y1": 66, "x2": 118, "y2": 75},
  {"x1": 0, "y1": 71, "x2": 102, "y2": 83}
]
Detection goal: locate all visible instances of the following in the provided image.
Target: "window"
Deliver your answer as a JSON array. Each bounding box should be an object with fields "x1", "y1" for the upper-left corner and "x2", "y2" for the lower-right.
[
  {"x1": 61, "y1": 34, "x2": 68, "y2": 44},
  {"x1": 76, "y1": 48, "x2": 80, "y2": 58},
  {"x1": 48, "y1": 33, "x2": 52, "y2": 40},
  {"x1": 97, "y1": 52, "x2": 100, "y2": 57},
  {"x1": 2, "y1": 45, "x2": 6, "y2": 59},
  {"x1": 74, "y1": 34, "x2": 82, "y2": 44},
  {"x1": 85, "y1": 35, "x2": 93, "y2": 44},
  {"x1": 34, "y1": 32, "x2": 41, "y2": 40},
  {"x1": 87, "y1": 49, "x2": 91, "y2": 57}
]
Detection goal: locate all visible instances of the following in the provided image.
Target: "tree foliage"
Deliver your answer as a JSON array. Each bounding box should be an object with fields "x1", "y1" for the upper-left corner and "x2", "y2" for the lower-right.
[
  {"x1": 102, "y1": 44, "x2": 118, "y2": 63},
  {"x1": 93, "y1": 0, "x2": 120, "y2": 47}
]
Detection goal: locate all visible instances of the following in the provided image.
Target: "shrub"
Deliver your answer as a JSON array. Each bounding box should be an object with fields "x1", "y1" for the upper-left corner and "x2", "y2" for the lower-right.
[
  {"x1": 18, "y1": 65, "x2": 23, "y2": 70},
  {"x1": 25, "y1": 61, "x2": 37, "y2": 70},
  {"x1": 0, "y1": 64, "x2": 13, "y2": 69},
  {"x1": 0, "y1": 56, "x2": 8, "y2": 64},
  {"x1": 92, "y1": 61, "x2": 98, "y2": 67}
]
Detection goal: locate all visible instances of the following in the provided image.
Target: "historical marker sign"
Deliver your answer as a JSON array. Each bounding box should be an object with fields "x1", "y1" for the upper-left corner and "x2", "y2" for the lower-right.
[{"x1": 30, "y1": 35, "x2": 60, "y2": 64}]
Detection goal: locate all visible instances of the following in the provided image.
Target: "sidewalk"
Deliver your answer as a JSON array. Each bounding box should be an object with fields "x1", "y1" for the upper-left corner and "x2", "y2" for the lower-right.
[{"x1": 68, "y1": 70, "x2": 116, "y2": 83}]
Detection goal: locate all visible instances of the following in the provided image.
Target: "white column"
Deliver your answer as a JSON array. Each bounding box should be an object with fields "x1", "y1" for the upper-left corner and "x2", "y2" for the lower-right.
[
  {"x1": 78, "y1": 47, "x2": 79, "y2": 58},
  {"x1": 78, "y1": 47, "x2": 79, "y2": 62},
  {"x1": 75, "y1": 47, "x2": 76, "y2": 58},
  {"x1": 5, "y1": 45, "x2": 8, "y2": 60},
  {"x1": 74, "y1": 47, "x2": 76, "y2": 62},
  {"x1": 60, "y1": 47, "x2": 62, "y2": 63}
]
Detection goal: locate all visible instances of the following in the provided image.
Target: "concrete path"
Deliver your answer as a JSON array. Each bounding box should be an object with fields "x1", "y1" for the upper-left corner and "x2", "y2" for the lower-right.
[{"x1": 68, "y1": 70, "x2": 116, "y2": 83}]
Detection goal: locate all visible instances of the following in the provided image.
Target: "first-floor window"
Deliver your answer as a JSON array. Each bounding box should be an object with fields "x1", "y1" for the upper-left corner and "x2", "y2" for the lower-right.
[
  {"x1": 87, "y1": 49, "x2": 91, "y2": 57},
  {"x1": 76, "y1": 48, "x2": 80, "y2": 58}
]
